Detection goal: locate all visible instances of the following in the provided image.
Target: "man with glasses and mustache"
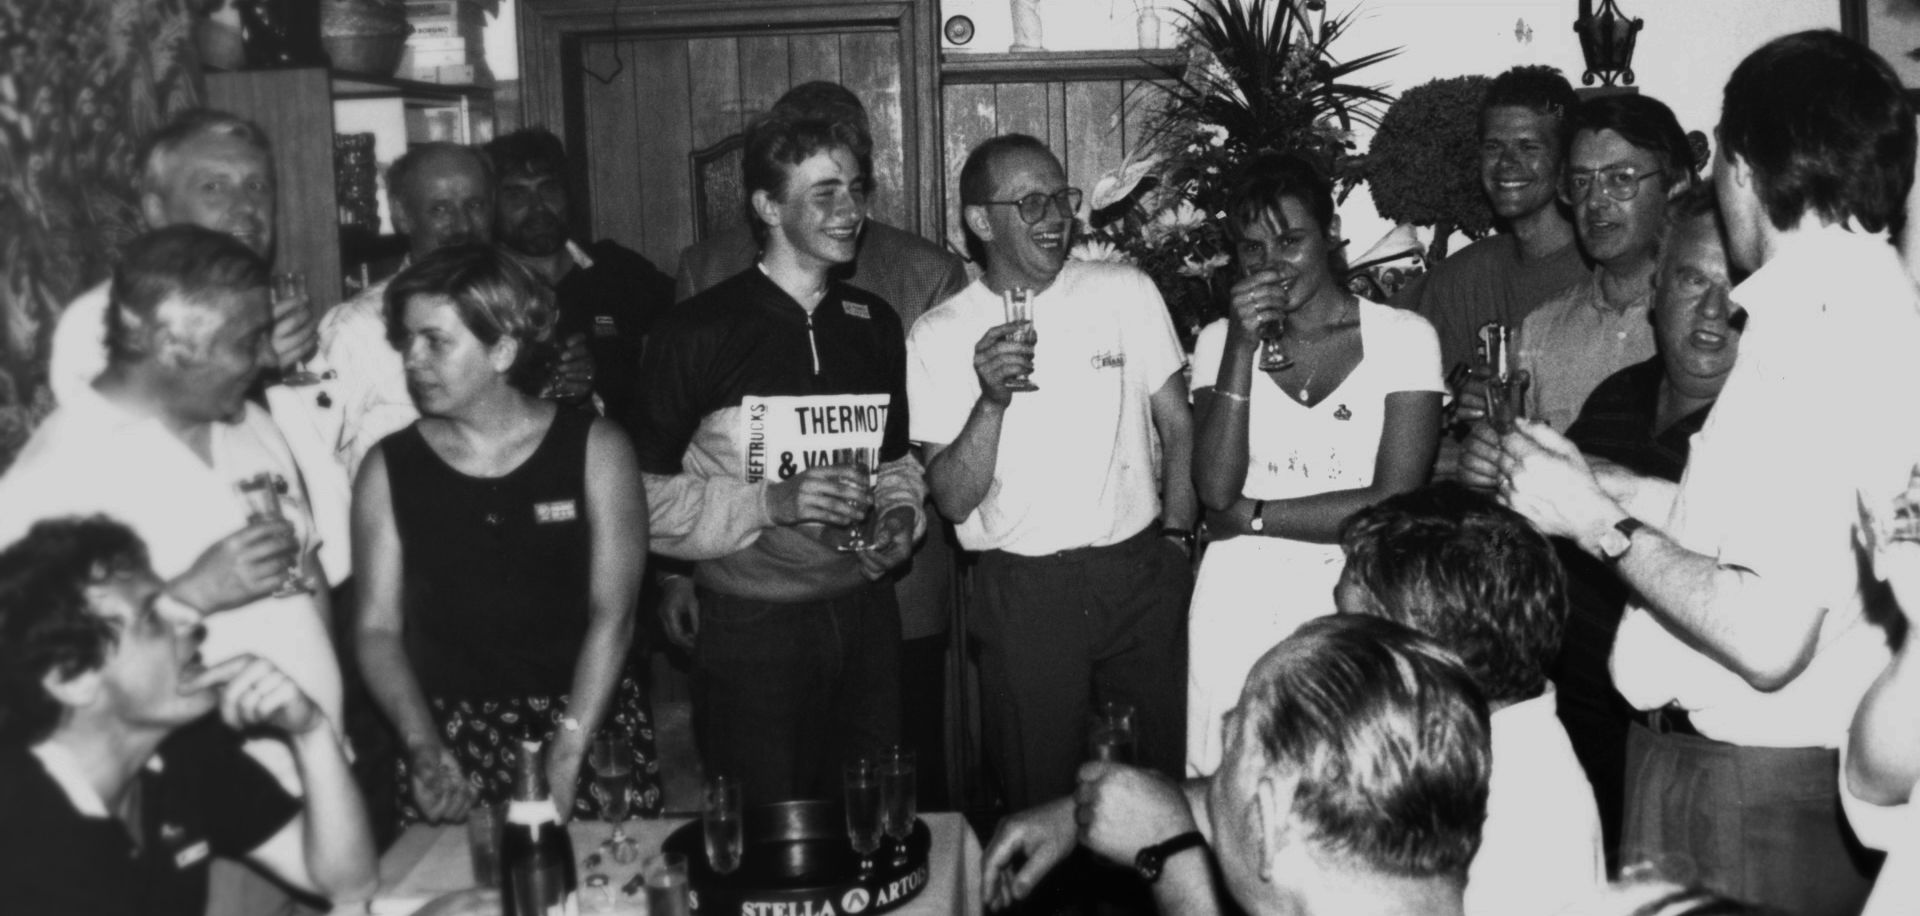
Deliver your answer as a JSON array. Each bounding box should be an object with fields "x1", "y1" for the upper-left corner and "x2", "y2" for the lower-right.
[{"x1": 907, "y1": 134, "x2": 1196, "y2": 810}]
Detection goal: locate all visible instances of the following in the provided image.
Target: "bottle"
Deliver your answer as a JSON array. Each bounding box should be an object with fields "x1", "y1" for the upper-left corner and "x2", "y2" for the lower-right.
[{"x1": 501, "y1": 740, "x2": 581, "y2": 916}]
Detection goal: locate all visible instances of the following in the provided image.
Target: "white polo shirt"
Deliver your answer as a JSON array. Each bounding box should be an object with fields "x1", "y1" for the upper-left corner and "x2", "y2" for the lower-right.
[
  {"x1": 906, "y1": 260, "x2": 1185, "y2": 555},
  {"x1": 1468, "y1": 688, "x2": 1605, "y2": 916},
  {"x1": 1610, "y1": 225, "x2": 1920, "y2": 747},
  {"x1": 0, "y1": 389, "x2": 343, "y2": 793}
]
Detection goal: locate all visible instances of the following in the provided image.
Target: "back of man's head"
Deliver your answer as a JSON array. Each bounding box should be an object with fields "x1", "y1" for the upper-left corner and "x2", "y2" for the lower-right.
[
  {"x1": 136, "y1": 108, "x2": 271, "y2": 195},
  {"x1": 1571, "y1": 93, "x2": 1697, "y2": 189},
  {"x1": 106, "y1": 225, "x2": 270, "y2": 366},
  {"x1": 1235, "y1": 614, "x2": 1490, "y2": 886},
  {"x1": 484, "y1": 127, "x2": 568, "y2": 181},
  {"x1": 0, "y1": 517, "x2": 150, "y2": 746},
  {"x1": 387, "y1": 142, "x2": 493, "y2": 209},
  {"x1": 1720, "y1": 29, "x2": 1915, "y2": 236},
  {"x1": 1481, "y1": 65, "x2": 1578, "y2": 149},
  {"x1": 1338, "y1": 483, "x2": 1566, "y2": 706}
]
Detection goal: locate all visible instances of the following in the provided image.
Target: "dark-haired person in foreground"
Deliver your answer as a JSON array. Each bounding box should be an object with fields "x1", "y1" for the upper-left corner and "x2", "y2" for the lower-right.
[
  {"x1": 988, "y1": 613, "x2": 1490, "y2": 916},
  {"x1": 1494, "y1": 30, "x2": 1920, "y2": 914},
  {"x1": 633, "y1": 114, "x2": 924, "y2": 806},
  {"x1": 0, "y1": 516, "x2": 375, "y2": 915},
  {"x1": 486, "y1": 127, "x2": 675, "y2": 424},
  {"x1": 985, "y1": 484, "x2": 1597, "y2": 916}
]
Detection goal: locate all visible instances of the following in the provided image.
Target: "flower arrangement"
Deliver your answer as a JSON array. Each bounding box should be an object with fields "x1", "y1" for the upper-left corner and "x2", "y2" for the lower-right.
[{"x1": 1072, "y1": 0, "x2": 1396, "y2": 344}]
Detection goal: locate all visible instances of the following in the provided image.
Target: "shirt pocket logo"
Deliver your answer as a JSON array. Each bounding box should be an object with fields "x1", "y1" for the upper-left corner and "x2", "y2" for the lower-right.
[{"x1": 534, "y1": 500, "x2": 579, "y2": 524}]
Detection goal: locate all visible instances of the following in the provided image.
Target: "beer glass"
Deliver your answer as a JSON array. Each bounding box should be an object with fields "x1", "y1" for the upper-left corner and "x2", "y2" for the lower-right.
[
  {"x1": 272, "y1": 271, "x2": 323, "y2": 386},
  {"x1": 236, "y1": 472, "x2": 314, "y2": 597},
  {"x1": 843, "y1": 758, "x2": 883, "y2": 872},
  {"x1": 1002, "y1": 287, "x2": 1039, "y2": 391},
  {"x1": 703, "y1": 774, "x2": 744, "y2": 875}
]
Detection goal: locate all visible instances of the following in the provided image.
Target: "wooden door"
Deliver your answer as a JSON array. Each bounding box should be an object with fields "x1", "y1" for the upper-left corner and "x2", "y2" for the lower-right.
[{"x1": 520, "y1": 1, "x2": 940, "y2": 270}]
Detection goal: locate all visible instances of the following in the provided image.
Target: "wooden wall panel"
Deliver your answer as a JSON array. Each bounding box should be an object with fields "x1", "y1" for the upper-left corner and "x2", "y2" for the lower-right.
[
  {"x1": 580, "y1": 40, "x2": 646, "y2": 256},
  {"x1": 788, "y1": 33, "x2": 844, "y2": 86},
  {"x1": 687, "y1": 37, "x2": 744, "y2": 150},
  {"x1": 1064, "y1": 80, "x2": 1125, "y2": 195},
  {"x1": 633, "y1": 38, "x2": 696, "y2": 268},
  {"x1": 206, "y1": 69, "x2": 343, "y2": 310},
  {"x1": 942, "y1": 83, "x2": 997, "y2": 255},
  {"x1": 842, "y1": 30, "x2": 906, "y2": 227},
  {"x1": 991, "y1": 84, "x2": 1052, "y2": 152},
  {"x1": 738, "y1": 35, "x2": 791, "y2": 121}
]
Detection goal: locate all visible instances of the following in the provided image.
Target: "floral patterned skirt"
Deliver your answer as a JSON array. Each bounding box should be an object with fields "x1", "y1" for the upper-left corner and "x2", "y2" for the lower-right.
[{"x1": 395, "y1": 674, "x2": 663, "y2": 826}]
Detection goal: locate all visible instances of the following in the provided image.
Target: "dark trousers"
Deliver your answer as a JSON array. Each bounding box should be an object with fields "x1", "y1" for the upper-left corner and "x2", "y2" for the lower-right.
[
  {"x1": 691, "y1": 581, "x2": 902, "y2": 807},
  {"x1": 1622, "y1": 723, "x2": 1880, "y2": 916},
  {"x1": 972, "y1": 528, "x2": 1191, "y2": 811},
  {"x1": 901, "y1": 631, "x2": 950, "y2": 811}
]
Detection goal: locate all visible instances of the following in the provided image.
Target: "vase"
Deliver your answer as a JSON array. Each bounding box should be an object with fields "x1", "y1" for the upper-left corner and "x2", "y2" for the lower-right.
[{"x1": 1010, "y1": 0, "x2": 1044, "y2": 52}]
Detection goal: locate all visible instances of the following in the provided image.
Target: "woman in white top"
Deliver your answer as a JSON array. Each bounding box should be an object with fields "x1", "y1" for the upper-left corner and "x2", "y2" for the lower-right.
[{"x1": 1186, "y1": 152, "x2": 1444, "y2": 774}]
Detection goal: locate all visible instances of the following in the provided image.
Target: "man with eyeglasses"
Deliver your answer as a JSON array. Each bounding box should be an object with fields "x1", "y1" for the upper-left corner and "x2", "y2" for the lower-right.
[
  {"x1": 1493, "y1": 31, "x2": 1920, "y2": 914},
  {"x1": 1508, "y1": 93, "x2": 1696, "y2": 432},
  {"x1": 906, "y1": 134, "x2": 1196, "y2": 810}
]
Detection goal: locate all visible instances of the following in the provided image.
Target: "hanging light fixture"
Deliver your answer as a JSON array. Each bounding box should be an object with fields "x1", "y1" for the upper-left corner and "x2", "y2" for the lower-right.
[{"x1": 1574, "y1": 0, "x2": 1643, "y2": 87}]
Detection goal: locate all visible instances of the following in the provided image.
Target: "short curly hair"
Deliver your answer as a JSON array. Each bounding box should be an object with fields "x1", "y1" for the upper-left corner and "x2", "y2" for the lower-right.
[
  {"x1": 0, "y1": 517, "x2": 151, "y2": 745},
  {"x1": 1338, "y1": 483, "x2": 1567, "y2": 705},
  {"x1": 384, "y1": 243, "x2": 559, "y2": 396}
]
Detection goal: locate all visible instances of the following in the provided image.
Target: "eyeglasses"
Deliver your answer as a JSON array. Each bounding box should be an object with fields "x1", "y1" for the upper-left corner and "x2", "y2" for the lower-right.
[
  {"x1": 1561, "y1": 167, "x2": 1663, "y2": 203},
  {"x1": 982, "y1": 187, "x2": 1084, "y2": 225}
]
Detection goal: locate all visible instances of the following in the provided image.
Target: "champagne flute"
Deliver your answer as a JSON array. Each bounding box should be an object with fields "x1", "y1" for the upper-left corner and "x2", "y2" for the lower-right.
[
  {"x1": 271, "y1": 271, "x2": 323, "y2": 386},
  {"x1": 703, "y1": 774, "x2": 744, "y2": 875},
  {"x1": 879, "y1": 747, "x2": 917, "y2": 867},
  {"x1": 833, "y1": 453, "x2": 878, "y2": 553},
  {"x1": 1256, "y1": 277, "x2": 1295, "y2": 372},
  {"x1": 236, "y1": 472, "x2": 314, "y2": 597},
  {"x1": 1002, "y1": 287, "x2": 1039, "y2": 391},
  {"x1": 844, "y1": 758, "x2": 883, "y2": 873},
  {"x1": 1088, "y1": 701, "x2": 1138, "y2": 764},
  {"x1": 589, "y1": 736, "x2": 640, "y2": 864}
]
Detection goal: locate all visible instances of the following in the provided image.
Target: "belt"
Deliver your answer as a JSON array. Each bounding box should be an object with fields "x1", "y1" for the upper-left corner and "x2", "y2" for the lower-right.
[{"x1": 1634, "y1": 704, "x2": 1701, "y2": 738}]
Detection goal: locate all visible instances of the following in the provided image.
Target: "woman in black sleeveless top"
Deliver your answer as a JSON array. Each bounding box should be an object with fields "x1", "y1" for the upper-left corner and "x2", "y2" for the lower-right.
[{"x1": 354, "y1": 245, "x2": 658, "y2": 826}]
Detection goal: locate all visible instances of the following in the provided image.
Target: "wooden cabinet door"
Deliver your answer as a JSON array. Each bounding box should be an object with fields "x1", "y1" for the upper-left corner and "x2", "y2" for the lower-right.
[{"x1": 206, "y1": 68, "x2": 344, "y2": 312}]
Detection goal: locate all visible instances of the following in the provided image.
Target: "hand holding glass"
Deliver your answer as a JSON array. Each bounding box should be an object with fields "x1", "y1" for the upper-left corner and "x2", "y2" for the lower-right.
[
  {"x1": 235, "y1": 472, "x2": 313, "y2": 597},
  {"x1": 703, "y1": 774, "x2": 744, "y2": 875},
  {"x1": 1001, "y1": 288, "x2": 1039, "y2": 391},
  {"x1": 1256, "y1": 278, "x2": 1295, "y2": 372}
]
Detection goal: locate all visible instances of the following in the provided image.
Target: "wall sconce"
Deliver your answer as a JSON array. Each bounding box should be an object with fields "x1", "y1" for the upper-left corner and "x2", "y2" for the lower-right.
[{"x1": 1575, "y1": 0, "x2": 1642, "y2": 87}]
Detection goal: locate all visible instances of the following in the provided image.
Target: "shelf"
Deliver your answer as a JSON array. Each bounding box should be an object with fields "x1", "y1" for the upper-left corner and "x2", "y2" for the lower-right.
[
  {"x1": 329, "y1": 70, "x2": 497, "y2": 101},
  {"x1": 940, "y1": 48, "x2": 1183, "y2": 84}
]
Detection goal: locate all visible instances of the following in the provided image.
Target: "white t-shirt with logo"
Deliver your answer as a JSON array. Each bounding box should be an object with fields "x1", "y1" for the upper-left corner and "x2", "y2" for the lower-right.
[{"x1": 907, "y1": 260, "x2": 1185, "y2": 555}]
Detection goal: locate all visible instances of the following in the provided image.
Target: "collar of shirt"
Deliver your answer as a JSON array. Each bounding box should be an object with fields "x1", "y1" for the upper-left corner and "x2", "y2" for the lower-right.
[
  {"x1": 1731, "y1": 223, "x2": 1895, "y2": 323},
  {"x1": 29, "y1": 740, "x2": 113, "y2": 818}
]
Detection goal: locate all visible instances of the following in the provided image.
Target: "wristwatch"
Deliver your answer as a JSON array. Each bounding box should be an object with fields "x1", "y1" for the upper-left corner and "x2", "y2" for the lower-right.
[
  {"x1": 1597, "y1": 517, "x2": 1646, "y2": 565},
  {"x1": 1249, "y1": 500, "x2": 1266, "y2": 533},
  {"x1": 1135, "y1": 831, "x2": 1207, "y2": 883}
]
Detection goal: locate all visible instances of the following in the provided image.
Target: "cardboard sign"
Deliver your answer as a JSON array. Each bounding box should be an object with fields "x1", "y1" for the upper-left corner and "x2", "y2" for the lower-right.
[{"x1": 741, "y1": 393, "x2": 890, "y2": 483}]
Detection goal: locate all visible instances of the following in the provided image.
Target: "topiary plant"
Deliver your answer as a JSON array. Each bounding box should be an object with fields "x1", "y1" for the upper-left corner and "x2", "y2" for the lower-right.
[{"x1": 1364, "y1": 74, "x2": 1493, "y2": 263}]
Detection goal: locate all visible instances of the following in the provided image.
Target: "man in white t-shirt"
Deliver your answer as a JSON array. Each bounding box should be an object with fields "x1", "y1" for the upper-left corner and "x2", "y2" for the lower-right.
[
  {"x1": 1496, "y1": 31, "x2": 1920, "y2": 914},
  {"x1": 0, "y1": 226, "x2": 343, "y2": 793},
  {"x1": 906, "y1": 134, "x2": 1196, "y2": 809}
]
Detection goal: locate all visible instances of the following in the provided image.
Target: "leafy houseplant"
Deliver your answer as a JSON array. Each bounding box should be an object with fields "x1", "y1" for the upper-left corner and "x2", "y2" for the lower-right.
[
  {"x1": 1073, "y1": 0, "x2": 1397, "y2": 344},
  {"x1": 1363, "y1": 74, "x2": 1494, "y2": 263}
]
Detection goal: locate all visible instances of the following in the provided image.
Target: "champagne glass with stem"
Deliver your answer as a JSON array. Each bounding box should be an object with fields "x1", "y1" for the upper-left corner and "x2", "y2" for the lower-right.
[{"x1": 589, "y1": 735, "x2": 639, "y2": 863}]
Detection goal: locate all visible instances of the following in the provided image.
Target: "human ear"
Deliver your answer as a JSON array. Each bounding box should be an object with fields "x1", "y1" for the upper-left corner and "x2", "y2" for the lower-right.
[
  {"x1": 1252, "y1": 773, "x2": 1298, "y2": 884},
  {"x1": 964, "y1": 204, "x2": 995, "y2": 241},
  {"x1": 490, "y1": 336, "x2": 519, "y2": 375},
  {"x1": 42, "y1": 664, "x2": 101, "y2": 711},
  {"x1": 751, "y1": 189, "x2": 782, "y2": 232}
]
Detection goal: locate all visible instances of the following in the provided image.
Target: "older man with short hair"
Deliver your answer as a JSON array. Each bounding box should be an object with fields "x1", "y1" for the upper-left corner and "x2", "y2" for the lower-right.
[{"x1": 0, "y1": 226, "x2": 341, "y2": 796}]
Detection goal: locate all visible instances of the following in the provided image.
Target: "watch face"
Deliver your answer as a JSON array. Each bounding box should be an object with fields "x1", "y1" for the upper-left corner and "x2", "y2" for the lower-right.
[{"x1": 944, "y1": 14, "x2": 975, "y2": 45}]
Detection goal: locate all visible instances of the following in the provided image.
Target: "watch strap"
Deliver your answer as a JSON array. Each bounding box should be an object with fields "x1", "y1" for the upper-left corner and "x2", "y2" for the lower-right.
[
  {"x1": 1604, "y1": 517, "x2": 1646, "y2": 564},
  {"x1": 1250, "y1": 500, "x2": 1266, "y2": 533},
  {"x1": 1135, "y1": 830, "x2": 1207, "y2": 883}
]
